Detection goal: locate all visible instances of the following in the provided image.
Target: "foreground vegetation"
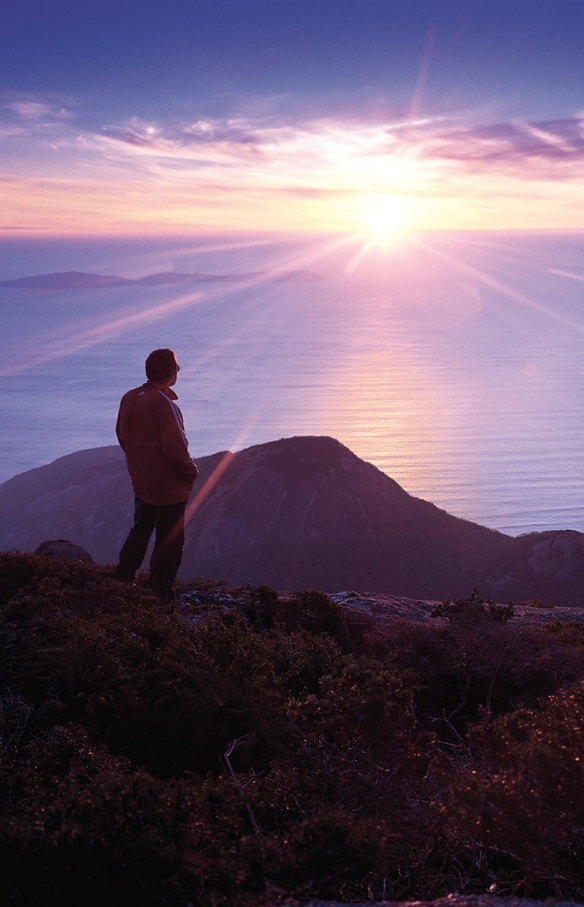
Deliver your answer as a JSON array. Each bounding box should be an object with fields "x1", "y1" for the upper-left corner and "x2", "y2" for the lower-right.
[{"x1": 1, "y1": 552, "x2": 584, "y2": 906}]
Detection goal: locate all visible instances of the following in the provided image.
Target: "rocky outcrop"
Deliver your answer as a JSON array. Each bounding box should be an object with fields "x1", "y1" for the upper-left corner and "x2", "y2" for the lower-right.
[
  {"x1": 1, "y1": 436, "x2": 584, "y2": 606},
  {"x1": 292, "y1": 898, "x2": 583, "y2": 907},
  {"x1": 526, "y1": 532, "x2": 584, "y2": 579},
  {"x1": 484, "y1": 529, "x2": 584, "y2": 605},
  {"x1": 176, "y1": 588, "x2": 584, "y2": 630},
  {"x1": 329, "y1": 590, "x2": 584, "y2": 628},
  {"x1": 35, "y1": 539, "x2": 94, "y2": 563}
]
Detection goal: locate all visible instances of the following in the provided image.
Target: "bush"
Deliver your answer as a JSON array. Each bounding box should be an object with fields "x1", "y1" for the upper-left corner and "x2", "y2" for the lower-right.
[
  {"x1": 0, "y1": 551, "x2": 103, "y2": 609},
  {"x1": 366, "y1": 604, "x2": 584, "y2": 732},
  {"x1": 0, "y1": 725, "x2": 269, "y2": 907},
  {"x1": 273, "y1": 808, "x2": 384, "y2": 901},
  {"x1": 2, "y1": 556, "x2": 584, "y2": 903},
  {"x1": 435, "y1": 680, "x2": 584, "y2": 900},
  {"x1": 431, "y1": 589, "x2": 515, "y2": 624},
  {"x1": 278, "y1": 588, "x2": 351, "y2": 648}
]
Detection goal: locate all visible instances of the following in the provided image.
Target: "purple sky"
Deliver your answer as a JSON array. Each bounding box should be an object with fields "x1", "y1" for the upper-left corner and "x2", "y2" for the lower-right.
[{"x1": 2, "y1": 0, "x2": 584, "y2": 234}]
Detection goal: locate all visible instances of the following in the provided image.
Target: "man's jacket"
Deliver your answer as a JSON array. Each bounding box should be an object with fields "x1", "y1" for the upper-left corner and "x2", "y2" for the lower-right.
[{"x1": 116, "y1": 382, "x2": 199, "y2": 505}]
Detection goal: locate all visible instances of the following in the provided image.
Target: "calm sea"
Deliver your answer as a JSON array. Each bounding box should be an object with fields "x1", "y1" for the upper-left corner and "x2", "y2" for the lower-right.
[{"x1": 1, "y1": 231, "x2": 584, "y2": 536}]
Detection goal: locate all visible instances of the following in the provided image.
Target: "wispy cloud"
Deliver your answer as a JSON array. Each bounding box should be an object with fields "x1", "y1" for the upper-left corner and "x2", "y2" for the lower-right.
[
  {"x1": 8, "y1": 100, "x2": 72, "y2": 122},
  {"x1": 418, "y1": 118, "x2": 584, "y2": 175},
  {"x1": 95, "y1": 113, "x2": 584, "y2": 176},
  {"x1": 1, "y1": 94, "x2": 584, "y2": 233},
  {"x1": 0, "y1": 91, "x2": 74, "y2": 129}
]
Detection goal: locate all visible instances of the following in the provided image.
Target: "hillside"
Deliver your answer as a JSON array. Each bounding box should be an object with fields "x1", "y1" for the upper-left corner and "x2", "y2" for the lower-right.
[
  {"x1": 1, "y1": 436, "x2": 584, "y2": 605},
  {"x1": 1, "y1": 552, "x2": 584, "y2": 905}
]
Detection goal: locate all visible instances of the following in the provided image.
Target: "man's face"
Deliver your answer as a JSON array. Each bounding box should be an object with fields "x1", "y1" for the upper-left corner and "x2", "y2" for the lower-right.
[{"x1": 168, "y1": 359, "x2": 180, "y2": 387}]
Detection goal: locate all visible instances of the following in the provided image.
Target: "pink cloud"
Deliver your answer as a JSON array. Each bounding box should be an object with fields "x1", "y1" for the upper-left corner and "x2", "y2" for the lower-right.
[{"x1": 2, "y1": 99, "x2": 584, "y2": 233}]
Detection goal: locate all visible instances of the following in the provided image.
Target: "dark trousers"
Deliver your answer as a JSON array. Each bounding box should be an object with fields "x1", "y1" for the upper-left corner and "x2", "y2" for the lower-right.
[{"x1": 116, "y1": 499, "x2": 187, "y2": 593}]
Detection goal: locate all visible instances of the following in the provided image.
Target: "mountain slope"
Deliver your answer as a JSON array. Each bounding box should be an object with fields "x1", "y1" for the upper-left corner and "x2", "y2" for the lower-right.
[{"x1": 1, "y1": 436, "x2": 583, "y2": 604}]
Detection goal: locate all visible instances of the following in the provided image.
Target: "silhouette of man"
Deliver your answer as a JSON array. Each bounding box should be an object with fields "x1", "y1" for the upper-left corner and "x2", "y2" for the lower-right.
[{"x1": 115, "y1": 348, "x2": 199, "y2": 599}]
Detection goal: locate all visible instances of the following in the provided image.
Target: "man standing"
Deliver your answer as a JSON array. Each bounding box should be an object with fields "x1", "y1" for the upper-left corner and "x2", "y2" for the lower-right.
[{"x1": 115, "y1": 348, "x2": 199, "y2": 599}]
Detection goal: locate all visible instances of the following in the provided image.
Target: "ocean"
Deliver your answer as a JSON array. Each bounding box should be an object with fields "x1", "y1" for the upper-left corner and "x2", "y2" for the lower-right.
[{"x1": 1, "y1": 230, "x2": 583, "y2": 536}]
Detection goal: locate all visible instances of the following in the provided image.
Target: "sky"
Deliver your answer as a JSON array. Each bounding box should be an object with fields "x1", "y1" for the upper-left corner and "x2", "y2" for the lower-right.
[{"x1": 2, "y1": 0, "x2": 584, "y2": 236}]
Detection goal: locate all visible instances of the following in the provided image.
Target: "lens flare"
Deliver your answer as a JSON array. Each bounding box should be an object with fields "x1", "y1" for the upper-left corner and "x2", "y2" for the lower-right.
[{"x1": 361, "y1": 195, "x2": 412, "y2": 244}]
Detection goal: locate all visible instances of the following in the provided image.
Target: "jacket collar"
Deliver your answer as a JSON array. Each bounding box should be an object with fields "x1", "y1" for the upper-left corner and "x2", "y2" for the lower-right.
[{"x1": 145, "y1": 380, "x2": 178, "y2": 400}]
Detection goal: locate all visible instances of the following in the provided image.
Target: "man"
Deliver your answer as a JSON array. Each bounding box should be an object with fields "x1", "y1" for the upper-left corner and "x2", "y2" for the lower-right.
[{"x1": 115, "y1": 348, "x2": 199, "y2": 599}]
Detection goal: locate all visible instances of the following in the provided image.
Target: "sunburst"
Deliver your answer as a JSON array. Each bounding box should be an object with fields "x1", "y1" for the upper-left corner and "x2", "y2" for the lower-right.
[{"x1": 360, "y1": 194, "x2": 412, "y2": 245}]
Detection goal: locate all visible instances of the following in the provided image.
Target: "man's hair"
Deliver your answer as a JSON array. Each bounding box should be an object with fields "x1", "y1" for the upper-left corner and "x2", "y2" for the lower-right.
[{"x1": 145, "y1": 348, "x2": 177, "y2": 382}]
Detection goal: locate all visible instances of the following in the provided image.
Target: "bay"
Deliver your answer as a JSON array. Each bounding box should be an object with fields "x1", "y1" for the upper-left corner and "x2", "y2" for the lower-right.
[{"x1": 1, "y1": 231, "x2": 583, "y2": 536}]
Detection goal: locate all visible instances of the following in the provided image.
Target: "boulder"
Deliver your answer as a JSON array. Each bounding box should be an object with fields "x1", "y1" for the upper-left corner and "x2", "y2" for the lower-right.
[{"x1": 35, "y1": 539, "x2": 94, "y2": 563}]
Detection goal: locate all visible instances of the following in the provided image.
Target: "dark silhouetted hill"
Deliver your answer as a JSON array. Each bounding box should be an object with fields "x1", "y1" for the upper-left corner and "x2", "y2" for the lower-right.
[
  {"x1": 0, "y1": 270, "x2": 133, "y2": 288},
  {"x1": 0, "y1": 269, "x2": 324, "y2": 289},
  {"x1": 1, "y1": 436, "x2": 584, "y2": 604}
]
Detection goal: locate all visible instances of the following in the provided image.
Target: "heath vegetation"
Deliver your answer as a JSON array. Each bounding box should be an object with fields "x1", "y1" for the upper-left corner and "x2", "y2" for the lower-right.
[{"x1": 0, "y1": 552, "x2": 583, "y2": 906}]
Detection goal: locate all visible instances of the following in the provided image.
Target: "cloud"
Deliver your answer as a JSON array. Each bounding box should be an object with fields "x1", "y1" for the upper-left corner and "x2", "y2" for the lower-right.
[
  {"x1": 93, "y1": 112, "x2": 584, "y2": 183},
  {"x1": 2, "y1": 98, "x2": 584, "y2": 233},
  {"x1": 0, "y1": 91, "x2": 74, "y2": 139},
  {"x1": 415, "y1": 118, "x2": 584, "y2": 177},
  {"x1": 98, "y1": 116, "x2": 296, "y2": 164},
  {"x1": 8, "y1": 100, "x2": 72, "y2": 122},
  {"x1": 3, "y1": 87, "x2": 584, "y2": 178}
]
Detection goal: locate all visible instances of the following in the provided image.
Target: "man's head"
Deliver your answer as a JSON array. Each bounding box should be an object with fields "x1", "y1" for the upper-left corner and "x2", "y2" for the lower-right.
[{"x1": 145, "y1": 348, "x2": 180, "y2": 386}]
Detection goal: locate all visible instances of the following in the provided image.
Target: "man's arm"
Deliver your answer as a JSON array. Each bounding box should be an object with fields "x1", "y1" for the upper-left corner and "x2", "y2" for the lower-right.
[
  {"x1": 157, "y1": 394, "x2": 199, "y2": 481},
  {"x1": 115, "y1": 396, "x2": 127, "y2": 452}
]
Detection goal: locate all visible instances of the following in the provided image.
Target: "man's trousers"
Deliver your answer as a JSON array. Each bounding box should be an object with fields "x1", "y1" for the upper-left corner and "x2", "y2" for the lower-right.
[{"x1": 115, "y1": 498, "x2": 187, "y2": 596}]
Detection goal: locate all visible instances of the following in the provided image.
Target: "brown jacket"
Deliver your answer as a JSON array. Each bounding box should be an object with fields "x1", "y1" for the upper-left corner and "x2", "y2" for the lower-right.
[{"x1": 116, "y1": 382, "x2": 199, "y2": 505}]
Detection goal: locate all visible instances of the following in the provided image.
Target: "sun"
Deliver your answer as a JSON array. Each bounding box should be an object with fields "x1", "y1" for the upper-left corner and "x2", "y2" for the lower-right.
[
  {"x1": 360, "y1": 195, "x2": 412, "y2": 244},
  {"x1": 344, "y1": 193, "x2": 416, "y2": 273}
]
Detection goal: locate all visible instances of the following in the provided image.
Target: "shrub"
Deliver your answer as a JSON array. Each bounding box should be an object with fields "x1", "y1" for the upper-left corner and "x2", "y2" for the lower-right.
[
  {"x1": 366, "y1": 606, "x2": 584, "y2": 734},
  {"x1": 0, "y1": 725, "x2": 269, "y2": 907},
  {"x1": 0, "y1": 551, "x2": 103, "y2": 609},
  {"x1": 239, "y1": 583, "x2": 279, "y2": 630},
  {"x1": 278, "y1": 589, "x2": 351, "y2": 649},
  {"x1": 431, "y1": 589, "x2": 514, "y2": 624},
  {"x1": 3, "y1": 555, "x2": 584, "y2": 904},
  {"x1": 272, "y1": 808, "x2": 384, "y2": 901},
  {"x1": 271, "y1": 628, "x2": 346, "y2": 696},
  {"x1": 285, "y1": 655, "x2": 432, "y2": 815},
  {"x1": 435, "y1": 680, "x2": 584, "y2": 899},
  {"x1": 544, "y1": 618, "x2": 584, "y2": 649}
]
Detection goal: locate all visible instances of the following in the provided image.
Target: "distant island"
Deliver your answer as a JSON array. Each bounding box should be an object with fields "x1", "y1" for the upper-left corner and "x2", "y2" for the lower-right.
[{"x1": 0, "y1": 269, "x2": 325, "y2": 289}]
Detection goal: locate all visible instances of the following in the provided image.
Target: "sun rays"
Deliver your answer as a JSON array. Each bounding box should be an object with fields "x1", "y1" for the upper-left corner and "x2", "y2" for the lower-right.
[
  {"x1": 5, "y1": 226, "x2": 583, "y2": 387},
  {"x1": 2, "y1": 228, "x2": 584, "y2": 536},
  {"x1": 412, "y1": 233, "x2": 584, "y2": 336},
  {"x1": 0, "y1": 231, "x2": 352, "y2": 380}
]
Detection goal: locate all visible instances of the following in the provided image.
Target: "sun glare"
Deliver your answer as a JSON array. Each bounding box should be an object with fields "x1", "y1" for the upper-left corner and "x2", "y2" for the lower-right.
[{"x1": 360, "y1": 195, "x2": 412, "y2": 244}]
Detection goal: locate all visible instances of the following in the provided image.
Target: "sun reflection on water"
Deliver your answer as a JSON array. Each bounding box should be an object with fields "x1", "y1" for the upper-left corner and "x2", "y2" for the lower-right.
[{"x1": 2, "y1": 230, "x2": 584, "y2": 534}]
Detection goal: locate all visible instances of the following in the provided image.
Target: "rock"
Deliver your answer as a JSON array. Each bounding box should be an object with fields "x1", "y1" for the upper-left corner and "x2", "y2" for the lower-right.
[
  {"x1": 292, "y1": 897, "x2": 584, "y2": 907},
  {"x1": 328, "y1": 591, "x2": 584, "y2": 628},
  {"x1": 526, "y1": 531, "x2": 584, "y2": 579},
  {"x1": 174, "y1": 588, "x2": 584, "y2": 631},
  {"x1": 330, "y1": 590, "x2": 439, "y2": 625},
  {"x1": 35, "y1": 539, "x2": 94, "y2": 563}
]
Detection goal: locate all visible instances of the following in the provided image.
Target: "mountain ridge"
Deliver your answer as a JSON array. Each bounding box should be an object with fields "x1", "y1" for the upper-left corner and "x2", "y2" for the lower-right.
[{"x1": 2, "y1": 435, "x2": 584, "y2": 606}]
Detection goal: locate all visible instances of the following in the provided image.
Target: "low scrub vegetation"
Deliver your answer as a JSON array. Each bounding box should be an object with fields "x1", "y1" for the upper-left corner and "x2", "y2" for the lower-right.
[{"x1": 1, "y1": 552, "x2": 584, "y2": 906}]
